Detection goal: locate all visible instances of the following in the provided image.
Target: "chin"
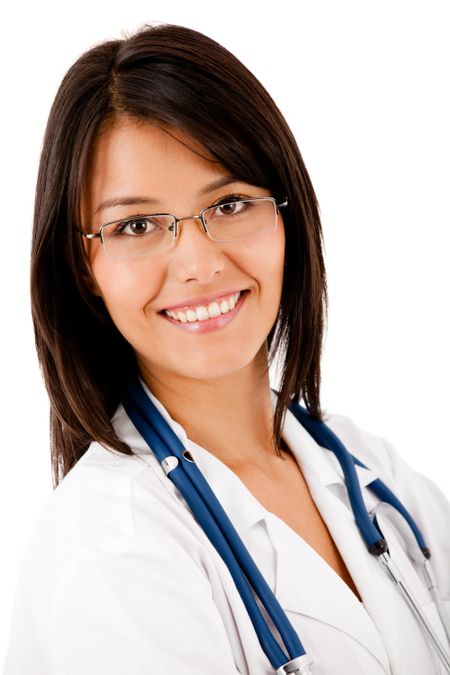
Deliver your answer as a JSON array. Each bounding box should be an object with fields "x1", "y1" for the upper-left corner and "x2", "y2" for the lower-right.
[
  {"x1": 159, "y1": 348, "x2": 260, "y2": 382},
  {"x1": 178, "y1": 361, "x2": 250, "y2": 382}
]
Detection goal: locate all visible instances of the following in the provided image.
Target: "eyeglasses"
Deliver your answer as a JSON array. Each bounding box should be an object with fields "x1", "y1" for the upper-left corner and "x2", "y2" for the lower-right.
[{"x1": 79, "y1": 196, "x2": 288, "y2": 259}]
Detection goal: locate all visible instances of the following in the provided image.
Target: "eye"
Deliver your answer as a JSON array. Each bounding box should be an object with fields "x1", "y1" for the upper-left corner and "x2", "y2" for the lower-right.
[
  {"x1": 211, "y1": 194, "x2": 249, "y2": 217},
  {"x1": 114, "y1": 216, "x2": 160, "y2": 236}
]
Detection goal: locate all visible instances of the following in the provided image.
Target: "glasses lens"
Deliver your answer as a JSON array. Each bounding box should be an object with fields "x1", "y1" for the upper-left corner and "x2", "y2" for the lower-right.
[
  {"x1": 101, "y1": 215, "x2": 175, "y2": 258},
  {"x1": 203, "y1": 198, "x2": 277, "y2": 241}
]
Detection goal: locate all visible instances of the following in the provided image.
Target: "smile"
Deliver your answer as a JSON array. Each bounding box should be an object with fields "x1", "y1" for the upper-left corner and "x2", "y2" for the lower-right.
[
  {"x1": 164, "y1": 291, "x2": 242, "y2": 323},
  {"x1": 160, "y1": 290, "x2": 248, "y2": 333}
]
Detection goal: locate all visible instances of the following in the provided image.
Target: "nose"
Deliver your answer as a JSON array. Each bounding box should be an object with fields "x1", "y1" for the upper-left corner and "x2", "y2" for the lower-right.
[{"x1": 169, "y1": 215, "x2": 225, "y2": 283}]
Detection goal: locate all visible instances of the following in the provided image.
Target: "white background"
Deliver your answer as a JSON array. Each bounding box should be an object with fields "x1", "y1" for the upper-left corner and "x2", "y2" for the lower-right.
[{"x1": 0, "y1": 0, "x2": 449, "y2": 661}]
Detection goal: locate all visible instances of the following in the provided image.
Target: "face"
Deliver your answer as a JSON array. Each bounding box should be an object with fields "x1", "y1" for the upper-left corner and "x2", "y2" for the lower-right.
[{"x1": 81, "y1": 117, "x2": 285, "y2": 389}]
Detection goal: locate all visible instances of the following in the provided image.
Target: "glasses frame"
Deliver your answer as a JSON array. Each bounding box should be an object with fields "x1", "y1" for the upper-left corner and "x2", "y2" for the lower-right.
[{"x1": 78, "y1": 195, "x2": 288, "y2": 259}]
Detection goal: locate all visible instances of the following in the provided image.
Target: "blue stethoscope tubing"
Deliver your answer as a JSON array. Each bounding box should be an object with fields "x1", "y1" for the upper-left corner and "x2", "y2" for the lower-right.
[{"x1": 122, "y1": 377, "x2": 450, "y2": 674}]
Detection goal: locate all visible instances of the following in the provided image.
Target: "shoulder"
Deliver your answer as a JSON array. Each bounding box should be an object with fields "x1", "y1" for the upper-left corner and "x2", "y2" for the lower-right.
[
  {"x1": 324, "y1": 411, "x2": 450, "y2": 592},
  {"x1": 23, "y1": 437, "x2": 196, "y2": 554},
  {"x1": 323, "y1": 411, "x2": 449, "y2": 513},
  {"x1": 324, "y1": 412, "x2": 396, "y2": 482},
  {"x1": 11, "y1": 438, "x2": 214, "y2": 620},
  {"x1": 26, "y1": 441, "x2": 152, "y2": 546},
  {"x1": 5, "y1": 442, "x2": 239, "y2": 674},
  {"x1": 14, "y1": 439, "x2": 207, "y2": 599},
  {"x1": 324, "y1": 411, "x2": 448, "y2": 509}
]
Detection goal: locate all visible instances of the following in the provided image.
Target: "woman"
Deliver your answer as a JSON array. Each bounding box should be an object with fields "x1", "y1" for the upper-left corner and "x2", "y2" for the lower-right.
[{"x1": 3, "y1": 23, "x2": 449, "y2": 675}]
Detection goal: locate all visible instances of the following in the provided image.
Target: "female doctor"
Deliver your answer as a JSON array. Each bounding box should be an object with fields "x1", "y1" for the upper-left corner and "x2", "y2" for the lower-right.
[{"x1": 3, "y1": 23, "x2": 450, "y2": 675}]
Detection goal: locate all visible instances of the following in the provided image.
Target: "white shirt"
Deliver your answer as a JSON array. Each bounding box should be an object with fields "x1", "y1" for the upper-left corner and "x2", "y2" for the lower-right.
[{"x1": 3, "y1": 384, "x2": 450, "y2": 675}]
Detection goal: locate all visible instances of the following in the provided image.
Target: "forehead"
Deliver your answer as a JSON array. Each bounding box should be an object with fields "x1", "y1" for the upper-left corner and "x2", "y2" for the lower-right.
[
  {"x1": 81, "y1": 117, "x2": 233, "y2": 224},
  {"x1": 89, "y1": 118, "x2": 225, "y2": 191}
]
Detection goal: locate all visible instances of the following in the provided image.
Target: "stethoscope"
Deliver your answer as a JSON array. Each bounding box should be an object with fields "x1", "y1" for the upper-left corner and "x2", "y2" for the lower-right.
[{"x1": 122, "y1": 376, "x2": 450, "y2": 674}]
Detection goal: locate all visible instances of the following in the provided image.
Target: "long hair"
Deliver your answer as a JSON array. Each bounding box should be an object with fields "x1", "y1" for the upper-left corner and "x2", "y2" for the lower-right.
[{"x1": 31, "y1": 23, "x2": 328, "y2": 487}]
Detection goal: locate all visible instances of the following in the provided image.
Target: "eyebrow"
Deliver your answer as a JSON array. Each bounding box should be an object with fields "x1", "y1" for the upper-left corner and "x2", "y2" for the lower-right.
[{"x1": 93, "y1": 175, "x2": 243, "y2": 217}]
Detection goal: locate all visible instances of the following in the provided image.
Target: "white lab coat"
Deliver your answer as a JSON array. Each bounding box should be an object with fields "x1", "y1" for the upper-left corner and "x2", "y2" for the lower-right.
[{"x1": 3, "y1": 382, "x2": 450, "y2": 675}]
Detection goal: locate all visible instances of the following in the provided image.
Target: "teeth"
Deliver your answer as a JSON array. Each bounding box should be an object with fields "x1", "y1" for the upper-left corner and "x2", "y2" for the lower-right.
[
  {"x1": 207, "y1": 301, "x2": 221, "y2": 318},
  {"x1": 186, "y1": 309, "x2": 197, "y2": 322},
  {"x1": 165, "y1": 291, "x2": 242, "y2": 323},
  {"x1": 195, "y1": 306, "x2": 209, "y2": 321}
]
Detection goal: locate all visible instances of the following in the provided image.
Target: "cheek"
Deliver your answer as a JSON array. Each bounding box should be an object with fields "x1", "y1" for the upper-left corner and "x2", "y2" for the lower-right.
[
  {"x1": 240, "y1": 222, "x2": 285, "y2": 294},
  {"x1": 89, "y1": 249, "x2": 163, "y2": 329},
  {"x1": 259, "y1": 224, "x2": 285, "y2": 320}
]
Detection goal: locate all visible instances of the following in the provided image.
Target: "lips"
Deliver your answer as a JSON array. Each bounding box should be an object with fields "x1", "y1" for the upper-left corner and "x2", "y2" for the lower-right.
[
  {"x1": 161, "y1": 289, "x2": 248, "y2": 333},
  {"x1": 164, "y1": 291, "x2": 242, "y2": 323},
  {"x1": 159, "y1": 289, "x2": 246, "y2": 315}
]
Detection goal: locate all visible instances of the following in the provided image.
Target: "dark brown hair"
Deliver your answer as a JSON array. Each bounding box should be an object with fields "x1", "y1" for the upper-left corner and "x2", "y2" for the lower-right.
[{"x1": 31, "y1": 23, "x2": 328, "y2": 488}]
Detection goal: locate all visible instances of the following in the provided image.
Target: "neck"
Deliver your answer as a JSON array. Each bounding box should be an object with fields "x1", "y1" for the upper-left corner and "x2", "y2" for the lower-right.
[{"x1": 138, "y1": 345, "x2": 281, "y2": 467}]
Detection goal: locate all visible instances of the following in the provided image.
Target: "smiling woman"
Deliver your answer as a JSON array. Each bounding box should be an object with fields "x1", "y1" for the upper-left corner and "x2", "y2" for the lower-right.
[
  {"x1": 28, "y1": 24, "x2": 325, "y2": 486},
  {"x1": 3, "y1": 22, "x2": 449, "y2": 675}
]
